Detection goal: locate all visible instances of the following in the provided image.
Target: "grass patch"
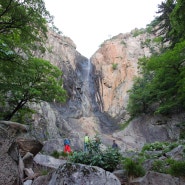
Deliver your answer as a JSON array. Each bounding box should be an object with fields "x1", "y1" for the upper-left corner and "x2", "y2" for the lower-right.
[{"x1": 119, "y1": 118, "x2": 132, "y2": 130}]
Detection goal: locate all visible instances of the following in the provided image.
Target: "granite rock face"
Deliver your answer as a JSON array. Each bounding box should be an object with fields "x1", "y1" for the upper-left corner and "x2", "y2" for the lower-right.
[
  {"x1": 91, "y1": 31, "x2": 155, "y2": 118},
  {"x1": 113, "y1": 114, "x2": 182, "y2": 151},
  {"x1": 0, "y1": 121, "x2": 42, "y2": 185},
  {"x1": 0, "y1": 121, "x2": 26, "y2": 185},
  {"x1": 30, "y1": 29, "x2": 182, "y2": 153},
  {"x1": 48, "y1": 163, "x2": 121, "y2": 185},
  {"x1": 130, "y1": 171, "x2": 185, "y2": 185}
]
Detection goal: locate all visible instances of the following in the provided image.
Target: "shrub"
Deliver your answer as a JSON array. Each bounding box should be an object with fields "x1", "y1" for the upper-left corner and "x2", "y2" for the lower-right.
[
  {"x1": 51, "y1": 150, "x2": 60, "y2": 158},
  {"x1": 142, "y1": 142, "x2": 168, "y2": 152},
  {"x1": 41, "y1": 169, "x2": 49, "y2": 175},
  {"x1": 69, "y1": 141, "x2": 122, "y2": 172},
  {"x1": 100, "y1": 148, "x2": 122, "y2": 171},
  {"x1": 151, "y1": 160, "x2": 166, "y2": 173},
  {"x1": 169, "y1": 160, "x2": 185, "y2": 177},
  {"x1": 120, "y1": 40, "x2": 126, "y2": 45},
  {"x1": 51, "y1": 150, "x2": 71, "y2": 159},
  {"x1": 132, "y1": 28, "x2": 145, "y2": 37},
  {"x1": 60, "y1": 151, "x2": 69, "y2": 157},
  {"x1": 123, "y1": 158, "x2": 145, "y2": 178},
  {"x1": 112, "y1": 63, "x2": 118, "y2": 70}
]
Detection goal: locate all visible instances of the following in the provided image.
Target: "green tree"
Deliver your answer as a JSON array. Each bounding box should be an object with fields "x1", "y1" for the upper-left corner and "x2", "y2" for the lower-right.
[
  {"x1": 144, "y1": 41, "x2": 185, "y2": 114},
  {"x1": 0, "y1": 0, "x2": 66, "y2": 121},
  {"x1": 127, "y1": 0, "x2": 185, "y2": 117},
  {"x1": 0, "y1": 0, "x2": 54, "y2": 59},
  {"x1": 0, "y1": 58, "x2": 67, "y2": 120},
  {"x1": 154, "y1": 0, "x2": 185, "y2": 48},
  {"x1": 170, "y1": 0, "x2": 185, "y2": 44},
  {"x1": 127, "y1": 76, "x2": 151, "y2": 117},
  {"x1": 154, "y1": 0, "x2": 176, "y2": 47},
  {"x1": 127, "y1": 41, "x2": 185, "y2": 116}
]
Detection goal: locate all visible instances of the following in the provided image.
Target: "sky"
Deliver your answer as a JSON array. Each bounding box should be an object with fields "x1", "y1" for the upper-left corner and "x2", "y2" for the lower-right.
[{"x1": 44, "y1": 0, "x2": 163, "y2": 58}]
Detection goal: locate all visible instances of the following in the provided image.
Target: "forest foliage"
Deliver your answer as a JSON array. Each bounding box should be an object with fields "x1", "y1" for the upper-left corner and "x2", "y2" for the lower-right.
[
  {"x1": 127, "y1": 0, "x2": 185, "y2": 117},
  {"x1": 0, "y1": 0, "x2": 66, "y2": 121}
]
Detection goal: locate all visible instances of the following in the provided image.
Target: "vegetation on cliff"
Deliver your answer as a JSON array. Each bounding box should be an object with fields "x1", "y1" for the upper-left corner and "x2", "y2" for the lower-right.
[
  {"x1": 127, "y1": 0, "x2": 185, "y2": 117},
  {"x1": 0, "y1": 0, "x2": 66, "y2": 121}
]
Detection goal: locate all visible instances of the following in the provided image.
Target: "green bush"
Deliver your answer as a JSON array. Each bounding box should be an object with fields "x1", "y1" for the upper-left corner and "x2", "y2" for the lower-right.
[
  {"x1": 132, "y1": 28, "x2": 145, "y2": 37},
  {"x1": 69, "y1": 151, "x2": 92, "y2": 165},
  {"x1": 51, "y1": 150, "x2": 70, "y2": 159},
  {"x1": 112, "y1": 63, "x2": 118, "y2": 70},
  {"x1": 41, "y1": 169, "x2": 49, "y2": 175},
  {"x1": 69, "y1": 141, "x2": 122, "y2": 172},
  {"x1": 60, "y1": 151, "x2": 69, "y2": 157},
  {"x1": 51, "y1": 150, "x2": 60, "y2": 158},
  {"x1": 123, "y1": 158, "x2": 145, "y2": 178},
  {"x1": 120, "y1": 40, "x2": 126, "y2": 45},
  {"x1": 151, "y1": 160, "x2": 166, "y2": 173},
  {"x1": 142, "y1": 142, "x2": 169, "y2": 152},
  {"x1": 100, "y1": 148, "x2": 122, "y2": 171},
  {"x1": 169, "y1": 160, "x2": 185, "y2": 177}
]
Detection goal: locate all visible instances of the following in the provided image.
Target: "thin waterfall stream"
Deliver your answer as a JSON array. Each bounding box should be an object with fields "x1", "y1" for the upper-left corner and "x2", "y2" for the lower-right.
[
  {"x1": 55, "y1": 58, "x2": 118, "y2": 134},
  {"x1": 80, "y1": 59, "x2": 119, "y2": 133},
  {"x1": 81, "y1": 59, "x2": 93, "y2": 116}
]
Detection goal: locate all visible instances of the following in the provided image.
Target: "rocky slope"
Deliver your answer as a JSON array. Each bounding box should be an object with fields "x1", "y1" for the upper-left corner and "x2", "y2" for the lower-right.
[
  {"x1": 30, "y1": 28, "x2": 182, "y2": 153},
  {"x1": 1, "y1": 28, "x2": 185, "y2": 185}
]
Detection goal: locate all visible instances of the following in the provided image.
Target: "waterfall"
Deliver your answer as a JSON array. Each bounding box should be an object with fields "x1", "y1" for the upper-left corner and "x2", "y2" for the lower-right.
[
  {"x1": 81, "y1": 59, "x2": 92, "y2": 116},
  {"x1": 87, "y1": 59, "x2": 91, "y2": 82},
  {"x1": 85, "y1": 59, "x2": 91, "y2": 95},
  {"x1": 80, "y1": 59, "x2": 117, "y2": 132}
]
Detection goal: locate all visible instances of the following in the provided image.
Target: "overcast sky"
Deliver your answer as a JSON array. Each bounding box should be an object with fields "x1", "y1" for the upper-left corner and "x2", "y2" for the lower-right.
[{"x1": 44, "y1": 0, "x2": 163, "y2": 58}]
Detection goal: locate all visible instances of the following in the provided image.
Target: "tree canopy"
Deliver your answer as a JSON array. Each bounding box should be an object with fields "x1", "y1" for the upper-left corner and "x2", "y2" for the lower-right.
[
  {"x1": 0, "y1": 0, "x2": 66, "y2": 121},
  {"x1": 127, "y1": 0, "x2": 185, "y2": 116}
]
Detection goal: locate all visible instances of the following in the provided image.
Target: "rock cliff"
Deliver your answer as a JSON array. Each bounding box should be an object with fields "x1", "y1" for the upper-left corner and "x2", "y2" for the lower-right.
[
  {"x1": 91, "y1": 30, "x2": 153, "y2": 119},
  {"x1": 35, "y1": 29, "x2": 88, "y2": 98},
  {"x1": 30, "y1": 28, "x2": 181, "y2": 153}
]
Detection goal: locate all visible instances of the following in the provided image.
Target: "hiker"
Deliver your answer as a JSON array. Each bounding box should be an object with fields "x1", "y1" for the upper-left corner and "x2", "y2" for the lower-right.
[
  {"x1": 64, "y1": 138, "x2": 71, "y2": 153},
  {"x1": 112, "y1": 140, "x2": 118, "y2": 149},
  {"x1": 84, "y1": 133, "x2": 90, "y2": 152}
]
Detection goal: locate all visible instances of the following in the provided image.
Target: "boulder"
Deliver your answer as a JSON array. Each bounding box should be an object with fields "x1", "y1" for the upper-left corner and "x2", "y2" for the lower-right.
[
  {"x1": 42, "y1": 139, "x2": 64, "y2": 155},
  {"x1": 23, "y1": 180, "x2": 32, "y2": 185},
  {"x1": 166, "y1": 145, "x2": 185, "y2": 160},
  {"x1": 130, "y1": 171, "x2": 185, "y2": 185},
  {"x1": 113, "y1": 170, "x2": 128, "y2": 185},
  {"x1": 34, "y1": 154, "x2": 66, "y2": 170},
  {"x1": 0, "y1": 121, "x2": 27, "y2": 185},
  {"x1": 0, "y1": 121, "x2": 43, "y2": 185},
  {"x1": 32, "y1": 175, "x2": 50, "y2": 185},
  {"x1": 17, "y1": 138, "x2": 43, "y2": 157},
  {"x1": 48, "y1": 163, "x2": 121, "y2": 185},
  {"x1": 0, "y1": 154, "x2": 20, "y2": 185}
]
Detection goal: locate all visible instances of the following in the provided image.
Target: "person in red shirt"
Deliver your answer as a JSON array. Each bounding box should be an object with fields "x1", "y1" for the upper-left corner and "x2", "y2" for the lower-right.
[{"x1": 64, "y1": 138, "x2": 71, "y2": 153}]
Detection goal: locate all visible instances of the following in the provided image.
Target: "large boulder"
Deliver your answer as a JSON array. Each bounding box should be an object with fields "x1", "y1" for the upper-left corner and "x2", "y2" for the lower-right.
[
  {"x1": 48, "y1": 163, "x2": 121, "y2": 185},
  {"x1": 32, "y1": 175, "x2": 50, "y2": 185},
  {"x1": 166, "y1": 145, "x2": 185, "y2": 160},
  {"x1": 113, "y1": 113, "x2": 181, "y2": 152},
  {"x1": 41, "y1": 139, "x2": 65, "y2": 155},
  {"x1": 0, "y1": 121, "x2": 43, "y2": 185},
  {"x1": 34, "y1": 154, "x2": 66, "y2": 170},
  {"x1": 0, "y1": 121, "x2": 28, "y2": 185},
  {"x1": 16, "y1": 138, "x2": 43, "y2": 157},
  {"x1": 130, "y1": 171, "x2": 185, "y2": 185}
]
